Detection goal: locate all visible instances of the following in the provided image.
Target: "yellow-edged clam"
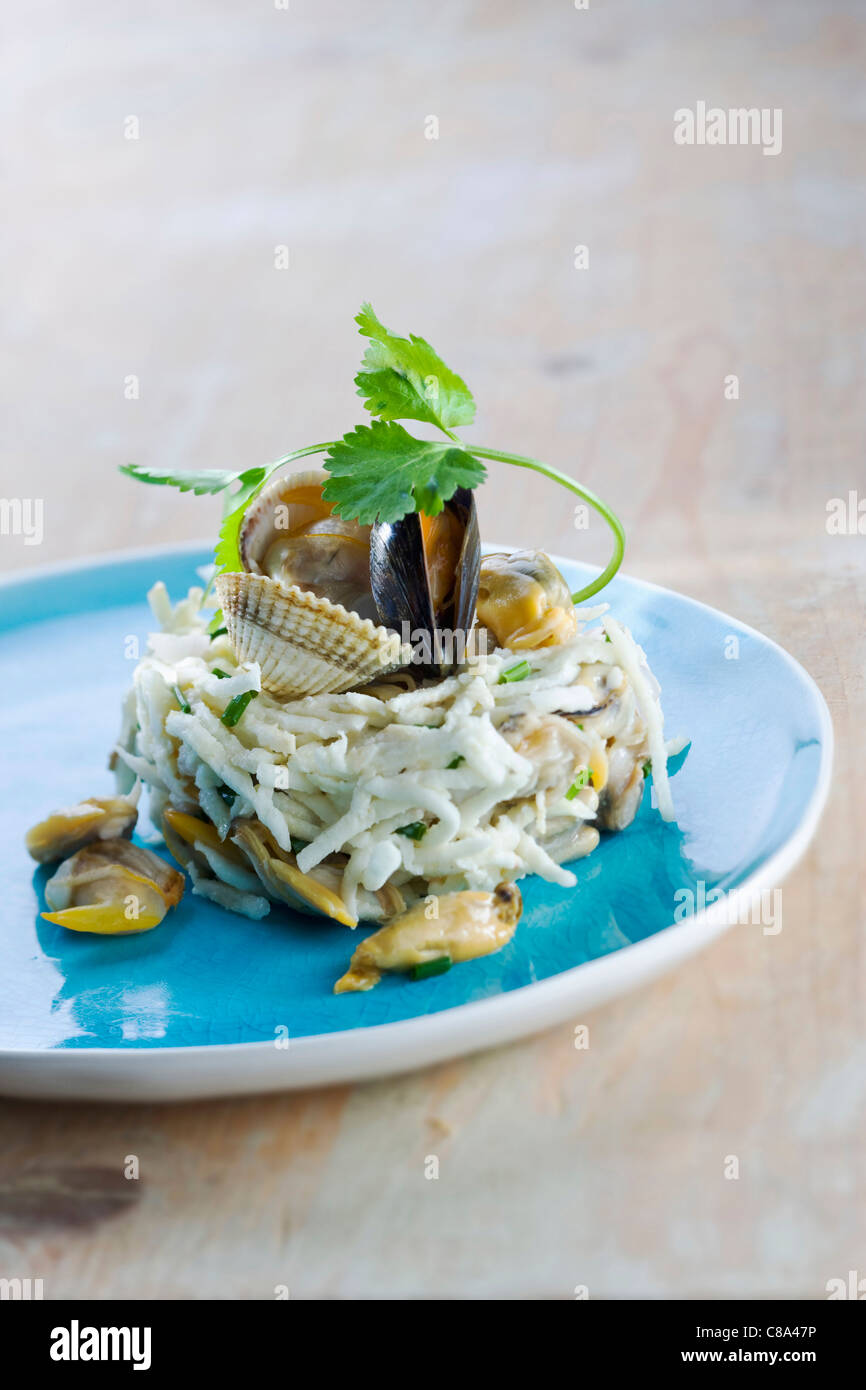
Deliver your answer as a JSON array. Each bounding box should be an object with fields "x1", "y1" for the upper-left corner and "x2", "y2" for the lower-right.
[
  {"x1": 162, "y1": 810, "x2": 357, "y2": 927},
  {"x1": 232, "y1": 820, "x2": 357, "y2": 926},
  {"x1": 41, "y1": 840, "x2": 184, "y2": 935},
  {"x1": 334, "y1": 882, "x2": 522, "y2": 993},
  {"x1": 25, "y1": 793, "x2": 138, "y2": 865}
]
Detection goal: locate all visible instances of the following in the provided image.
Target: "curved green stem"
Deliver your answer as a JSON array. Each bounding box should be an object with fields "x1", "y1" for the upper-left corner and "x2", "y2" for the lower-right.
[
  {"x1": 465, "y1": 444, "x2": 626, "y2": 603},
  {"x1": 242, "y1": 439, "x2": 339, "y2": 500},
  {"x1": 218, "y1": 436, "x2": 625, "y2": 605}
]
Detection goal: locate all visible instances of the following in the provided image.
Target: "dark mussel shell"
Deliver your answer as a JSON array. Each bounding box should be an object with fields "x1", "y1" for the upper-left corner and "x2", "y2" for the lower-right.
[{"x1": 369, "y1": 488, "x2": 481, "y2": 672}]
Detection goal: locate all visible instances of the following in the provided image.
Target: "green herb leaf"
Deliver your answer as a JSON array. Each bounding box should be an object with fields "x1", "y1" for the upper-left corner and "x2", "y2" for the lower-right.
[
  {"x1": 410, "y1": 955, "x2": 452, "y2": 981},
  {"x1": 498, "y1": 660, "x2": 532, "y2": 685},
  {"x1": 566, "y1": 768, "x2": 591, "y2": 799},
  {"x1": 221, "y1": 690, "x2": 259, "y2": 727},
  {"x1": 354, "y1": 303, "x2": 475, "y2": 432},
  {"x1": 212, "y1": 668, "x2": 231, "y2": 679},
  {"x1": 322, "y1": 420, "x2": 485, "y2": 525},
  {"x1": 396, "y1": 821, "x2": 428, "y2": 841},
  {"x1": 119, "y1": 464, "x2": 244, "y2": 497},
  {"x1": 215, "y1": 500, "x2": 250, "y2": 575},
  {"x1": 446, "y1": 755, "x2": 465, "y2": 769},
  {"x1": 207, "y1": 610, "x2": 226, "y2": 637},
  {"x1": 213, "y1": 468, "x2": 278, "y2": 574},
  {"x1": 442, "y1": 442, "x2": 627, "y2": 605},
  {"x1": 120, "y1": 460, "x2": 279, "y2": 577},
  {"x1": 643, "y1": 759, "x2": 652, "y2": 779},
  {"x1": 216, "y1": 783, "x2": 237, "y2": 808},
  {"x1": 172, "y1": 685, "x2": 191, "y2": 714},
  {"x1": 119, "y1": 301, "x2": 629, "y2": 608}
]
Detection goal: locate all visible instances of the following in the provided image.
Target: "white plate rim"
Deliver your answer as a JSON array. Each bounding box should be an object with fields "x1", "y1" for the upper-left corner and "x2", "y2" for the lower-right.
[{"x1": 0, "y1": 543, "x2": 835, "y2": 1100}]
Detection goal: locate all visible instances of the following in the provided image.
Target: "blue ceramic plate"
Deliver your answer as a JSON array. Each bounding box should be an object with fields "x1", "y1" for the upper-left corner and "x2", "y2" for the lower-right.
[{"x1": 0, "y1": 546, "x2": 832, "y2": 1099}]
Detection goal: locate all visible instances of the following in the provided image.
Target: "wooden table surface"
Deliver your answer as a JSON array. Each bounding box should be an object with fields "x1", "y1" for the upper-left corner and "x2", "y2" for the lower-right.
[{"x1": 1, "y1": 1, "x2": 863, "y2": 1299}]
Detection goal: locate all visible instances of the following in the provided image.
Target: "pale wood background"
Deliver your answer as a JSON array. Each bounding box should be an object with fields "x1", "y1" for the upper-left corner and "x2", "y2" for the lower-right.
[{"x1": 1, "y1": 1, "x2": 864, "y2": 1299}]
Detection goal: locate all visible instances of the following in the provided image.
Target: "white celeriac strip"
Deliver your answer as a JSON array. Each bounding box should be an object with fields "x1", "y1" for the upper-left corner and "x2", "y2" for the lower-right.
[
  {"x1": 187, "y1": 861, "x2": 270, "y2": 920},
  {"x1": 117, "y1": 586, "x2": 672, "y2": 918},
  {"x1": 603, "y1": 616, "x2": 674, "y2": 821}
]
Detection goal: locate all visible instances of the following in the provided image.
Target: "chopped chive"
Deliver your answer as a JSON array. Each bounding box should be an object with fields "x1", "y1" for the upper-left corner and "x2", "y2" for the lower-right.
[
  {"x1": 576, "y1": 723, "x2": 584, "y2": 730},
  {"x1": 172, "y1": 685, "x2": 191, "y2": 714},
  {"x1": 446, "y1": 754, "x2": 465, "y2": 769},
  {"x1": 604, "y1": 631, "x2": 612, "y2": 643},
  {"x1": 396, "y1": 821, "x2": 427, "y2": 841},
  {"x1": 216, "y1": 783, "x2": 236, "y2": 808},
  {"x1": 291, "y1": 837, "x2": 310, "y2": 854},
  {"x1": 207, "y1": 609, "x2": 225, "y2": 636},
  {"x1": 643, "y1": 759, "x2": 652, "y2": 779},
  {"x1": 221, "y1": 690, "x2": 258, "y2": 727},
  {"x1": 410, "y1": 955, "x2": 452, "y2": 981},
  {"x1": 498, "y1": 660, "x2": 531, "y2": 685},
  {"x1": 566, "y1": 767, "x2": 591, "y2": 799},
  {"x1": 212, "y1": 668, "x2": 231, "y2": 679},
  {"x1": 210, "y1": 627, "x2": 228, "y2": 640}
]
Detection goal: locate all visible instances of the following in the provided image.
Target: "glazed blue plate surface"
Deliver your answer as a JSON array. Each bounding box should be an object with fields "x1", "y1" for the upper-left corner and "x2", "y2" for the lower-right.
[{"x1": 0, "y1": 546, "x2": 832, "y2": 1095}]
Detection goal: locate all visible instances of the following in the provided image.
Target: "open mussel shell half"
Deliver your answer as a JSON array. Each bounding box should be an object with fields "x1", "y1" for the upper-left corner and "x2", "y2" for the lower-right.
[
  {"x1": 216, "y1": 572, "x2": 407, "y2": 699},
  {"x1": 368, "y1": 488, "x2": 481, "y2": 672}
]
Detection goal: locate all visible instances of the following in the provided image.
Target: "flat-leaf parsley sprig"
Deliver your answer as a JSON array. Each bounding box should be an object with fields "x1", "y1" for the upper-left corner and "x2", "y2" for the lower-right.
[{"x1": 120, "y1": 305, "x2": 625, "y2": 602}]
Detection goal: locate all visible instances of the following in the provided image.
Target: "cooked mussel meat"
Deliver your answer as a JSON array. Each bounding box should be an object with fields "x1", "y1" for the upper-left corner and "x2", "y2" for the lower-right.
[
  {"x1": 232, "y1": 819, "x2": 357, "y2": 926},
  {"x1": 477, "y1": 549, "x2": 577, "y2": 650},
  {"x1": 334, "y1": 881, "x2": 522, "y2": 993}
]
